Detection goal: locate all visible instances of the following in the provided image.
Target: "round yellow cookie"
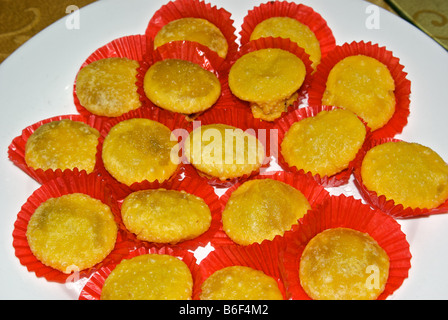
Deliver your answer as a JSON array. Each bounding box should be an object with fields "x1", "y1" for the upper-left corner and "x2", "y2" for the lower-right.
[
  {"x1": 222, "y1": 179, "x2": 311, "y2": 245},
  {"x1": 299, "y1": 228, "x2": 390, "y2": 300},
  {"x1": 322, "y1": 55, "x2": 396, "y2": 131},
  {"x1": 75, "y1": 57, "x2": 141, "y2": 117},
  {"x1": 184, "y1": 124, "x2": 265, "y2": 180},
  {"x1": 25, "y1": 119, "x2": 100, "y2": 173},
  {"x1": 101, "y1": 254, "x2": 193, "y2": 300},
  {"x1": 250, "y1": 17, "x2": 321, "y2": 70},
  {"x1": 200, "y1": 266, "x2": 283, "y2": 300},
  {"x1": 102, "y1": 118, "x2": 179, "y2": 186},
  {"x1": 121, "y1": 189, "x2": 212, "y2": 244},
  {"x1": 26, "y1": 193, "x2": 117, "y2": 274},
  {"x1": 361, "y1": 141, "x2": 448, "y2": 209},
  {"x1": 228, "y1": 48, "x2": 306, "y2": 121},
  {"x1": 143, "y1": 59, "x2": 221, "y2": 114},
  {"x1": 281, "y1": 108, "x2": 366, "y2": 177},
  {"x1": 154, "y1": 17, "x2": 228, "y2": 59}
]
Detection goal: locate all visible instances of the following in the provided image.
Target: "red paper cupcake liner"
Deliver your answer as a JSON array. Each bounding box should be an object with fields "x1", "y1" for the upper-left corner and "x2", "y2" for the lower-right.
[
  {"x1": 145, "y1": 0, "x2": 238, "y2": 61},
  {"x1": 274, "y1": 105, "x2": 371, "y2": 187},
  {"x1": 353, "y1": 137, "x2": 448, "y2": 218},
  {"x1": 211, "y1": 170, "x2": 331, "y2": 247},
  {"x1": 78, "y1": 244, "x2": 202, "y2": 300},
  {"x1": 73, "y1": 34, "x2": 152, "y2": 118},
  {"x1": 239, "y1": 1, "x2": 336, "y2": 61},
  {"x1": 196, "y1": 237, "x2": 288, "y2": 299},
  {"x1": 227, "y1": 37, "x2": 314, "y2": 121},
  {"x1": 182, "y1": 105, "x2": 274, "y2": 188},
  {"x1": 282, "y1": 194, "x2": 412, "y2": 300},
  {"x1": 12, "y1": 171, "x2": 133, "y2": 283},
  {"x1": 308, "y1": 41, "x2": 411, "y2": 140},
  {"x1": 136, "y1": 40, "x2": 232, "y2": 120},
  {"x1": 7, "y1": 114, "x2": 108, "y2": 184},
  {"x1": 107, "y1": 174, "x2": 222, "y2": 251},
  {"x1": 95, "y1": 107, "x2": 192, "y2": 190}
]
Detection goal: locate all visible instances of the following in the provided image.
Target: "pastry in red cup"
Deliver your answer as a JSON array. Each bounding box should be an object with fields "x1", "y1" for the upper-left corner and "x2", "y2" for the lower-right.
[
  {"x1": 239, "y1": 1, "x2": 336, "y2": 71},
  {"x1": 228, "y1": 37, "x2": 313, "y2": 122},
  {"x1": 282, "y1": 194, "x2": 412, "y2": 300},
  {"x1": 8, "y1": 114, "x2": 106, "y2": 184},
  {"x1": 145, "y1": 0, "x2": 238, "y2": 60},
  {"x1": 353, "y1": 138, "x2": 448, "y2": 218},
  {"x1": 275, "y1": 105, "x2": 369, "y2": 187},
  {"x1": 73, "y1": 34, "x2": 150, "y2": 118},
  {"x1": 109, "y1": 174, "x2": 222, "y2": 251},
  {"x1": 182, "y1": 105, "x2": 271, "y2": 188},
  {"x1": 96, "y1": 107, "x2": 190, "y2": 189},
  {"x1": 308, "y1": 41, "x2": 411, "y2": 139},
  {"x1": 212, "y1": 171, "x2": 330, "y2": 247},
  {"x1": 196, "y1": 238, "x2": 288, "y2": 300},
  {"x1": 78, "y1": 245, "x2": 201, "y2": 300},
  {"x1": 12, "y1": 171, "x2": 131, "y2": 283}
]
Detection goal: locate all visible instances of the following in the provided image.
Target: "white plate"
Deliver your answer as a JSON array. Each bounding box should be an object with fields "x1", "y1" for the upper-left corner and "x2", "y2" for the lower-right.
[{"x1": 1, "y1": 0, "x2": 447, "y2": 300}]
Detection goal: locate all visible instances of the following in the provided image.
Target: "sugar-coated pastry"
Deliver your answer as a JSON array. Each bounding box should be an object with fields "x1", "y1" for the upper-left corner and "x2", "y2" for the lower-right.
[
  {"x1": 228, "y1": 48, "x2": 306, "y2": 121},
  {"x1": 154, "y1": 17, "x2": 228, "y2": 59},
  {"x1": 102, "y1": 118, "x2": 179, "y2": 186},
  {"x1": 250, "y1": 17, "x2": 321, "y2": 70},
  {"x1": 361, "y1": 141, "x2": 448, "y2": 209},
  {"x1": 121, "y1": 189, "x2": 212, "y2": 244},
  {"x1": 101, "y1": 254, "x2": 193, "y2": 300},
  {"x1": 184, "y1": 124, "x2": 265, "y2": 180},
  {"x1": 25, "y1": 119, "x2": 100, "y2": 173},
  {"x1": 200, "y1": 266, "x2": 283, "y2": 300},
  {"x1": 26, "y1": 193, "x2": 117, "y2": 274},
  {"x1": 143, "y1": 59, "x2": 221, "y2": 114},
  {"x1": 321, "y1": 55, "x2": 395, "y2": 131},
  {"x1": 281, "y1": 108, "x2": 366, "y2": 177},
  {"x1": 299, "y1": 227, "x2": 390, "y2": 300},
  {"x1": 222, "y1": 179, "x2": 311, "y2": 245},
  {"x1": 75, "y1": 57, "x2": 141, "y2": 117}
]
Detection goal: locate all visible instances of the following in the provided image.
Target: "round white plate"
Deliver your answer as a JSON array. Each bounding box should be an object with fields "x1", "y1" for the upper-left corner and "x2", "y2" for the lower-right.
[{"x1": 1, "y1": 0, "x2": 447, "y2": 300}]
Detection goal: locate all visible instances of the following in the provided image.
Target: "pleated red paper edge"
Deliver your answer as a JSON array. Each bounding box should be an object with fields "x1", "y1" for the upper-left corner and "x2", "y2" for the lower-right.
[
  {"x1": 12, "y1": 171, "x2": 133, "y2": 283},
  {"x1": 196, "y1": 237, "x2": 289, "y2": 299},
  {"x1": 211, "y1": 170, "x2": 331, "y2": 248},
  {"x1": 282, "y1": 194, "x2": 412, "y2": 300},
  {"x1": 239, "y1": 1, "x2": 336, "y2": 61},
  {"x1": 307, "y1": 40, "x2": 411, "y2": 140},
  {"x1": 78, "y1": 245, "x2": 202, "y2": 300},
  {"x1": 353, "y1": 137, "x2": 448, "y2": 219},
  {"x1": 227, "y1": 37, "x2": 314, "y2": 122},
  {"x1": 273, "y1": 104, "x2": 371, "y2": 187},
  {"x1": 145, "y1": 0, "x2": 239, "y2": 61},
  {"x1": 73, "y1": 34, "x2": 152, "y2": 118},
  {"x1": 107, "y1": 173, "x2": 223, "y2": 252},
  {"x1": 7, "y1": 114, "x2": 108, "y2": 185}
]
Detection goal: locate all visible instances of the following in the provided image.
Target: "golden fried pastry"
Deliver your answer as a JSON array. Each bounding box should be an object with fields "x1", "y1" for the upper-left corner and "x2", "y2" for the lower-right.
[
  {"x1": 25, "y1": 119, "x2": 100, "y2": 173},
  {"x1": 361, "y1": 141, "x2": 448, "y2": 209},
  {"x1": 101, "y1": 254, "x2": 193, "y2": 300},
  {"x1": 281, "y1": 108, "x2": 366, "y2": 177},
  {"x1": 200, "y1": 266, "x2": 283, "y2": 300},
  {"x1": 184, "y1": 124, "x2": 265, "y2": 181},
  {"x1": 299, "y1": 228, "x2": 390, "y2": 300},
  {"x1": 250, "y1": 17, "x2": 321, "y2": 70},
  {"x1": 102, "y1": 118, "x2": 179, "y2": 186},
  {"x1": 75, "y1": 57, "x2": 141, "y2": 117},
  {"x1": 121, "y1": 189, "x2": 212, "y2": 244},
  {"x1": 26, "y1": 193, "x2": 117, "y2": 274},
  {"x1": 154, "y1": 17, "x2": 228, "y2": 59},
  {"x1": 143, "y1": 59, "x2": 221, "y2": 114},
  {"x1": 322, "y1": 55, "x2": 395, "y2": 131},
  {"x1": 228, "y1": 48, "x2": 306, "y2": 121},
  {"x1": 222, "y1": 179, "x2": 310, "y2": 245}
]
